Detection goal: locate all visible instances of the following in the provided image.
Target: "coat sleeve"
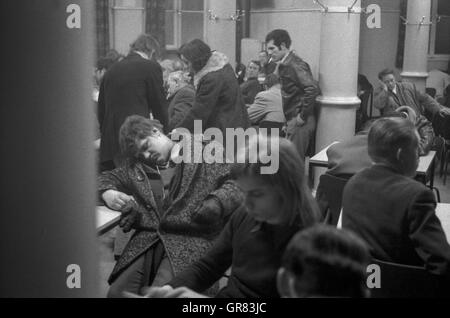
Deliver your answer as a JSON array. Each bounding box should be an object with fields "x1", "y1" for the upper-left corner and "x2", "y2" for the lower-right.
[
  {"x1": 192, "y1": 160, "x2": 244, "y2": 236},
  {"x1": 290, "y1": 61, "x2": 319, "y2": 119},
  {"x1": 98, "y1": 165, "x2": 160, "y2": 231},
  {"x1": 247, "y1": 93, "x2": 270, "y2": 124},
  {"x1": 416, "y1": 87, "x2": 443, "y2": 118},
  {"x1": 177, "y1": 75, "x2": 222, "y2": 132},
  {"x1": 168, "y1": 89, "x2": 195, "y2": 131},
  {"x1": 168, "y1": 209, "x2": 241, "y2": 292},
  {"x1": 146, "y1": 64, "x2": 168, "y2": 131},
  {"x1": 97, "y1": 166, "x2": 132, "y2": 204},
  {"x1": 373, "y1": 86, "x2": 390, "y2": 111},
  {"x1": 407, "y1": 188, "x2": 450, "y2": 276}
]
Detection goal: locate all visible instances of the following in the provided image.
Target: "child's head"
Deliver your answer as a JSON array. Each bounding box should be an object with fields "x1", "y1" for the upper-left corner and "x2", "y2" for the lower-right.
[
  {"x1": 231, "y1": 136, "x2": 320, "y2": 227},
  {"x1": 277, "y1": 225, "x2": 371, "y2": 298}
]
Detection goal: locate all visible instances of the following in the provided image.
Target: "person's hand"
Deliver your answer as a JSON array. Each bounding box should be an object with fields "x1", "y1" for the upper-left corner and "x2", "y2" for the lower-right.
[
  {"x1": 140, "y1": 285, "x2": 174, "y2": 298},
  {"x1": 379, "y1": 81, "x2": 388, "y2": 92},
  {"x1": 102, "y1": 190, "x2": 135, "y2": 212},
  {"x1": 438, "y1": 107, "x2": 450, "y2": 117},
  {"x1": 119, "y1": 209, "x2": 138, "y2": 233},
  {"x1": 140, "y1": 286, "x2": 208, "y2": 298},
  {"x1": 193, "y1": 198, "x2": 222, "y2": 225},
  {"x1": 163, "y1": 287, "x2": 209, "y2": 298}
]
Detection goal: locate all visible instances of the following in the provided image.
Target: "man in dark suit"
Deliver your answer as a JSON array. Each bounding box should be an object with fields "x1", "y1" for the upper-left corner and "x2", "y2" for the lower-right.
[
  {"x1": 98, "y1": 34, "x2": 168, "y2": 171},
  {"x1": 342, "y1": 117, "x2": 450, "y2": 277}
]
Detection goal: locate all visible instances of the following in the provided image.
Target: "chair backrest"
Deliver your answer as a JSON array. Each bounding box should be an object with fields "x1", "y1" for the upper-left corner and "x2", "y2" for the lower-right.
[
  {"x1": 318, "y1": 174, "x2": 348, "y2": 226},
  {"x1": 368, "y1": 259, "x2": 441, "y2": 298}
]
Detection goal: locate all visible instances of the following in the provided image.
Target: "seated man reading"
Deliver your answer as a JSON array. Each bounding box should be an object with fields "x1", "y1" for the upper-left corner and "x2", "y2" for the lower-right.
[{"x1": 98, "y1": 115, "x2": 243, "y2": 297}]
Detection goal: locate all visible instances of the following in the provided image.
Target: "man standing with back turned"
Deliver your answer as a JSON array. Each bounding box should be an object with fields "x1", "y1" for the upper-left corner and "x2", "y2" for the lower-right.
[{"x1": 98, "y1": 34, "x2": 168, "y2": 172}]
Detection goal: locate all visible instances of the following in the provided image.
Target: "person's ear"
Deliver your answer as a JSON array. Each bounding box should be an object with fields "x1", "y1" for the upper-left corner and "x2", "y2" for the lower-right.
[{"x1": 280, "y1": 42, "x2": 287, "y2": 51}]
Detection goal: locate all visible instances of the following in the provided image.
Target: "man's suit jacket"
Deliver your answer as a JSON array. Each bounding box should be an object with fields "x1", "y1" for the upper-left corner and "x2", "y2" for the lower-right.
[
  {"x1": 98, "y1": 52, "x2": 168, "y2": 164},
  {"x1": 342, "y1": 164, "x2": 450, "y2": 276},
  {"x1": 374, "y1": 82, "x2": 442, "y2": 121}
]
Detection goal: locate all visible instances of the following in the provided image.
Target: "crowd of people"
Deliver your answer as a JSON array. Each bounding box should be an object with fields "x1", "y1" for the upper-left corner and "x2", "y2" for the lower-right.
[{"x1": 94, "y1": 29, "x2": 450, "y2": 298}]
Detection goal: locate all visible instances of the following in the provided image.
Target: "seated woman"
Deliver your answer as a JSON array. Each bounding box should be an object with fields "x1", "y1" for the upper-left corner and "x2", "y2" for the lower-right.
[
  {"x1": 277, "y1": 224, "x2": 371, "y2": 298},
  {"x1": 99, "y1": 115, "x2": 243, "y2": 297},
  {"x1": 139, "y1": 136, "x2": 320, "y2": 298}
]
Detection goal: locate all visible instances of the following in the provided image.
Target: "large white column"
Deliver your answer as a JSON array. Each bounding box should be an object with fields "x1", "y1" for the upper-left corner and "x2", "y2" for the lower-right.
[
  {"x1": 205, "y1": 0, "x2": 237, "y2": 65},
  {"x1": 0, "y1": 0, "x2": 99, "y2": 297},
  {"x1": 400, "y1": 0, "x2": 432, "y2": 92},
  {"x1": 314, "y1": 0, "x2": 361, "y2": 187}
]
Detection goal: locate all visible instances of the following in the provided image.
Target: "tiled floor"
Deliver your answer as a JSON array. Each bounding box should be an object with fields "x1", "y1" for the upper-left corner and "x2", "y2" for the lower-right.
[{"x1": 97, "y1": 167, "x2": 450, "y2": 297}]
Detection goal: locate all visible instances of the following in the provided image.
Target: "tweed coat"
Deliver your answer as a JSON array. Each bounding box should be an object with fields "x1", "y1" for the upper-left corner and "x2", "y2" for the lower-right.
[{"x1": 98, "y1": 142, "x2": 243, "y2": 284}]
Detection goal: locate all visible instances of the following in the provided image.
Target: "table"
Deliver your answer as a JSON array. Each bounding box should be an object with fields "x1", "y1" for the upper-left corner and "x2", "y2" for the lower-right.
[
  {"x1": 436, "y1": 203, "x2": 450, "y2": 244},
  {"x1": 96, "y1": 206, "x2": 121, "y2": 235},
  {"x1": 310, "y1": 141, "x2": 437, "y2": 188},
  {"x1": 309, "y1": 141, "x2": 339, "y2": 168}
]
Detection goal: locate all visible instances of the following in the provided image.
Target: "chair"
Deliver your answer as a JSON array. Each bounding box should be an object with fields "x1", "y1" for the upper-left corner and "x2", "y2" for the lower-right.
[
  {"x1": 316, "y1": 174, "x2": 348, "y2": 226},
  {"x1": 368, "y1": 259, "x2": 442, "y2": 298}
]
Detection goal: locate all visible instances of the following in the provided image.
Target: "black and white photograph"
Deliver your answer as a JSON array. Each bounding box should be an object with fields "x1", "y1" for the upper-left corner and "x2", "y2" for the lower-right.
[{"x1": 1, "y1": 0, "x2": 450, "y2": 301}]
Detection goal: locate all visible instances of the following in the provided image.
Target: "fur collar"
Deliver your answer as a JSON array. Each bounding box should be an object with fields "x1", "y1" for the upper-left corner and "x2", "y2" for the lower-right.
[{"x1": 194, "y1": 51, "x2": 228, "y2": 88}]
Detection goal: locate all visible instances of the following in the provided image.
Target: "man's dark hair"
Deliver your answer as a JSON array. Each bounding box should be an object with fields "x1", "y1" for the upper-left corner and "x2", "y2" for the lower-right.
[
  {"x1": 96, "y1": 57, "x2": 115, "y2": 71},
  {"x1": 249, "y1": 60, "x2": 261, "y2": 69},
  {"x1": 119, "y1": 115, "x2": 162, "y2": 159},
  {"x1": 265, "y1": 29, "x2": 292, "y2": 49},
  {"x1": 264, "y1": 73, "x2": 279, "y2": 88},
  {"x1": 378, "y1": 68, "x2": 395, "y2": 80},
  {"x1": 282, "y1": 224, "x2": 370, "y2": 298},
  {"x1": 130, "y1": 34, "x2": 161, "y2": 60},
  {"x1": 178, "y1": 39, "x2": 212, "y2": 73},
  {"x1": 368, "y1": 117, "x2": 417, "y2": 164}
]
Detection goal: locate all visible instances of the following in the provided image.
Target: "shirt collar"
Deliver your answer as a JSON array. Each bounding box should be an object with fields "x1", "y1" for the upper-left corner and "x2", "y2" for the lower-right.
[
  {"x1": 280, "y1": 50, "x2": 292, "y2": 64},
  {"x1": 134, "y1": 51, "x2": 149, "y2": 60},
  {"x1": 391, "y1": 85, "x2": 397, "y2": 95}
]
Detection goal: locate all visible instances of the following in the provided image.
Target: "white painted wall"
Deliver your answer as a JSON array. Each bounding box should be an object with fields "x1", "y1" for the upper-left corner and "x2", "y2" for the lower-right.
[
  {"x1": 204, "y1": 0, "x2": 237, "y2": 65},
  {"x1": 249, "y1": 0, "x2": 322, "y2": 79},
  {"x1": 112, "y1": 0, "x2": 145, "y2": 55},
  {"x1": 359, "y1": 0, "x2": 402, "y2": 88}
]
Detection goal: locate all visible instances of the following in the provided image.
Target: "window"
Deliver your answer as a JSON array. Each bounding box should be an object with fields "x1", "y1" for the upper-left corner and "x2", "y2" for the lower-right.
[
  {"x1": 110, "y1": 0, "x2": 146, "y2": 55},
  {"x1": 165, "y1": 0, "x2": 205, "y2": 50},
  {"x1": 429, "y1": 0, "x2": 450, "y2": 57}
]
